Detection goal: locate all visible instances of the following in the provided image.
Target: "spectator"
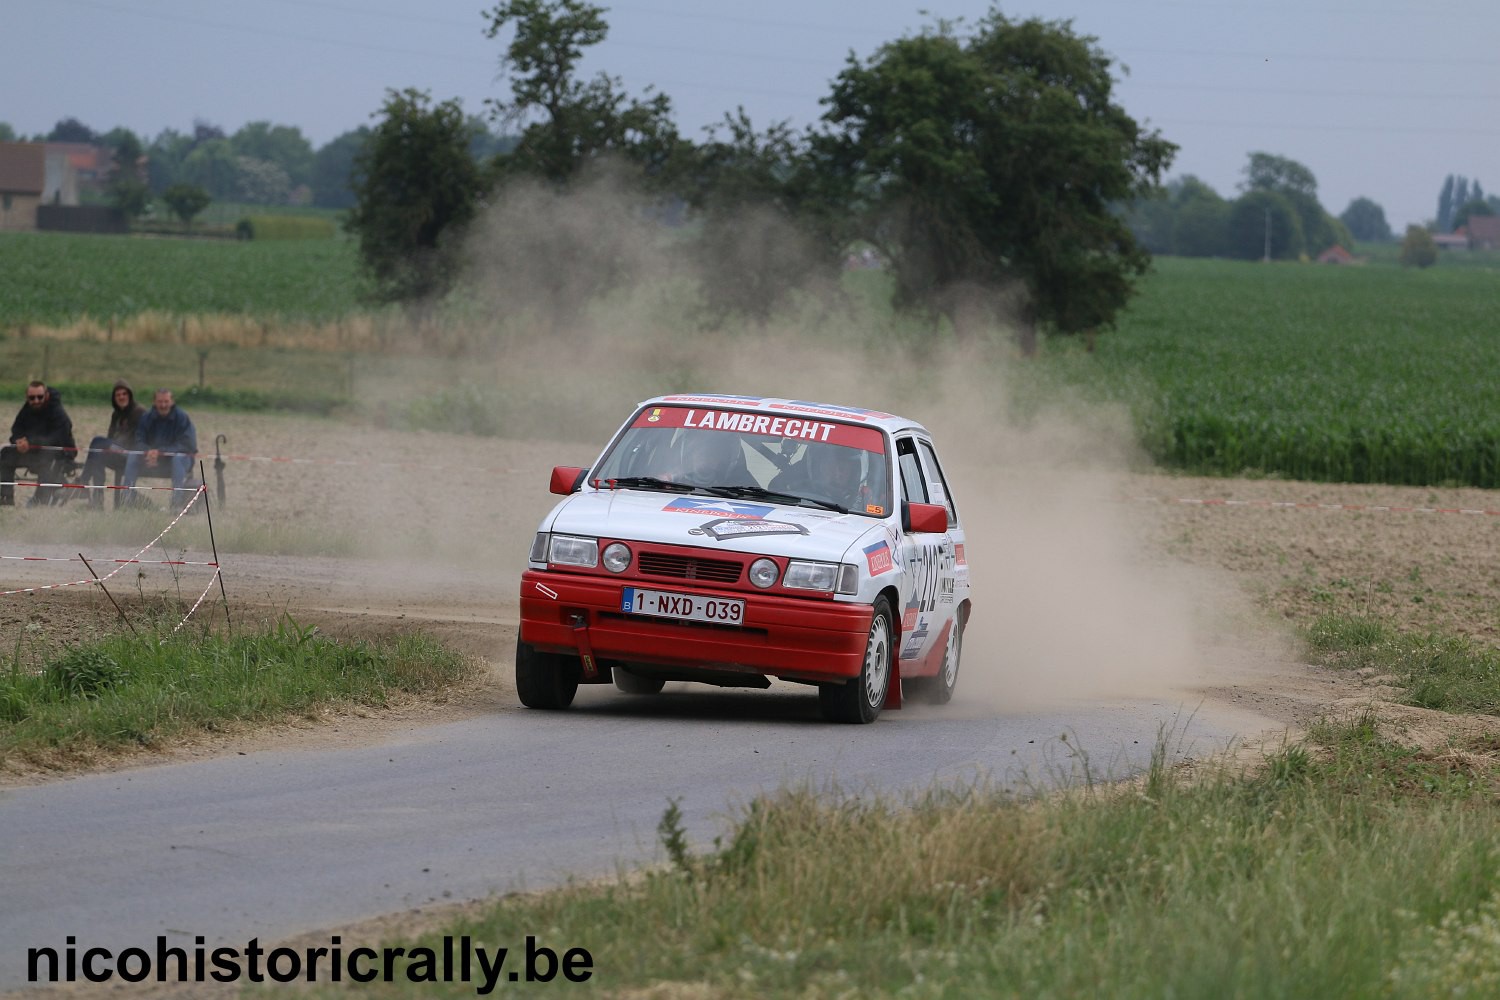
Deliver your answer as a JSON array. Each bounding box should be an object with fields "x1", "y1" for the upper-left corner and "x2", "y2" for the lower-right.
[
  {"x1": 0, "y1": 381, "x2": 77, "y2": 507},
  {"x1": 120, "y1": 389, "x2": 198, "y2": 512},
  {"x1": 79, "y1": 380, "x2": 145, "y2": 510}
]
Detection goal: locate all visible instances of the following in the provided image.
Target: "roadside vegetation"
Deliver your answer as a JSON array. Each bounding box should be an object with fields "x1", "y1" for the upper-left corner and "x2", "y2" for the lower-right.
[
  {"x1": 313, "y1": 626, "x2": 1500, "y2": 997},
  {"x1": 0, "y1": 615, "x2": 474, "y2": 768}
]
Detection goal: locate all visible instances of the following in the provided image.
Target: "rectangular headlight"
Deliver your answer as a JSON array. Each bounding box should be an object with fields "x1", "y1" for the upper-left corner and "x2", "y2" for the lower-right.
[
  {"x1": 783, "y1": 559, "x2": 839, "y2": 592},
  {"x1": 548, "y1": 534, "x2": 599, "y2": 568}
]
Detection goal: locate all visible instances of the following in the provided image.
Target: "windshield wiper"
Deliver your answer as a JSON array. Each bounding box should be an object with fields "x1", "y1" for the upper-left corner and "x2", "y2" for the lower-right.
[
  {"x1": 596, "y1": 475, "x2": 679, "y2": 492},
  {"x1": 698, "y1": 484, "x2": 803, "y2": 504}
]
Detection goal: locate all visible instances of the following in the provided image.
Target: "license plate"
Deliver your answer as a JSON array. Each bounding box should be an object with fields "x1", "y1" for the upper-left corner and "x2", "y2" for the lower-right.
[{"x1": 622, "y1": 588, "x2": 745, "y2": 625}]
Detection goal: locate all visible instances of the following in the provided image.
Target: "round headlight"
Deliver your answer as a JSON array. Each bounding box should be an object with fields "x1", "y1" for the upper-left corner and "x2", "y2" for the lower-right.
[
  {"x1": 602, "y1": 542, "x2": 632, "y2": 573},
  {"x1": 748, "y1": 558, "x2": 779, "y2": 589}
]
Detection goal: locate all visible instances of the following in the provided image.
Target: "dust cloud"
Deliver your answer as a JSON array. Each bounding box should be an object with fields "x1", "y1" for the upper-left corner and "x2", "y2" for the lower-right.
[{"x1": 374, "y1": 173, "x2": 1282, "y2": 710}]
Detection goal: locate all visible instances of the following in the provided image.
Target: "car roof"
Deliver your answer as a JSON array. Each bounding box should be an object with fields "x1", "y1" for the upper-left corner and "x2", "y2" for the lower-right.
[{"x1": 638, "y1": 394, "x2": 932, "y2": 438}]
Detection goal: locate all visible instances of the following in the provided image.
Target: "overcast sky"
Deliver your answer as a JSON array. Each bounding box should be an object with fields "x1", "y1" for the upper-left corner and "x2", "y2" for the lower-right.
[{"x1": 6, "y1": 0, "x2": 1497, "y2": 231}]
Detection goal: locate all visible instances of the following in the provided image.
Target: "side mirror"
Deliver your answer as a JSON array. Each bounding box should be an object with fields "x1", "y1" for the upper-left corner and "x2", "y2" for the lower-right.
[
  {"x1": 549, "y1": 466, "x2": 589, "y2": 495},
  {"x1": 906, "y1": 501, "x2": 948, "y2": 534}
]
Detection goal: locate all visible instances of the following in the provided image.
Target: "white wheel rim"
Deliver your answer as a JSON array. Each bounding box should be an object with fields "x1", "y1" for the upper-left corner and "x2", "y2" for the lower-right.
[
  {"x1": 864, "y1": 613, "x2": 890, "y2": 707},
  {"x1": 942, "y1": 624, "x2": 961, "y2": 688}
]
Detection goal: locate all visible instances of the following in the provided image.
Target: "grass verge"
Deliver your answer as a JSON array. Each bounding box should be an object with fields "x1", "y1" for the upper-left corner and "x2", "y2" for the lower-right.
[
  {"x1": 302, "y1": 617, "x2": 1500, "y2": 998},
  {"x1": 0, "y1": 616, "x2": 475, "y2": 767}
]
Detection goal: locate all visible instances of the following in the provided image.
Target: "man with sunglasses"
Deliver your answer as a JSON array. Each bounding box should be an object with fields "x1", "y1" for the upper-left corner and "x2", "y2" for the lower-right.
[{"x1": 0, "y1": 381, "x2": 78, "y2": 507}]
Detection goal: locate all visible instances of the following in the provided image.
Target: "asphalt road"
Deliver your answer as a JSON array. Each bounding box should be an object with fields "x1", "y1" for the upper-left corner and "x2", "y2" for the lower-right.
[{"x1": 0, "y1": 682, "x2": 1256, "y2": 992}]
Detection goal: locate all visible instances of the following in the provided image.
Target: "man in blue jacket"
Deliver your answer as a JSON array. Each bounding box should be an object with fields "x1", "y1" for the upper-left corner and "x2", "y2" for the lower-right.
[
  {"x1": 0, "y1": 381, "x2": 77, "y2": 507},
  {"x1": 121, "y1": 388, "x2": 198, "y2": 512}
]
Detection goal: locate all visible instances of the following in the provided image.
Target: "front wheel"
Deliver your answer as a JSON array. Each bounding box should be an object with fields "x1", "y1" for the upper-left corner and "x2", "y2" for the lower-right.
[
  {"x1": 515, "y1": 639, "x2": 581, "y2": 710},
  {"x1": 819, "y1": 597, "x2": 893, "y2": 724}
]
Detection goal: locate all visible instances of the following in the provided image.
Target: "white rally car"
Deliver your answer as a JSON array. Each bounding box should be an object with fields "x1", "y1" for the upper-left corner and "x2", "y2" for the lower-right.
[{"x1": 517, "y1": 394, "x2": 971, "y2": 723}]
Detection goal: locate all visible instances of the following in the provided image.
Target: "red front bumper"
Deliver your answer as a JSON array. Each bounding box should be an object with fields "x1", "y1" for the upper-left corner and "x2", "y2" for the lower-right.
[{"x1": 519, "y1": 569, "x2": 873, "y2": 684}]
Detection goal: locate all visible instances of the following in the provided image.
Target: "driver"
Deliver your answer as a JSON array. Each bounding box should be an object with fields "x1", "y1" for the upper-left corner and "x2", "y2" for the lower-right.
[
  {"x1": 679, "y1": 432, "x2": 751, "y2": 487},
  {"x1": 804, "y1": 443, "x2": 871, "y2": 510}
]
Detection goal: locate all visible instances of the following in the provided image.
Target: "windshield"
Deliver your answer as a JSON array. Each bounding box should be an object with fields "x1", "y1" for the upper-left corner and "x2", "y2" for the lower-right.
[{"x1": 592, "y1": 405, "x2": 893, "y2": 517}]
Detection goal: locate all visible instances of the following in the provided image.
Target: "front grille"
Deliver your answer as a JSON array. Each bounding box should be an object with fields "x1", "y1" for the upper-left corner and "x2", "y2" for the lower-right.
[{"x1": 637, "y1": 552, "x2": 742, "y2": 583}]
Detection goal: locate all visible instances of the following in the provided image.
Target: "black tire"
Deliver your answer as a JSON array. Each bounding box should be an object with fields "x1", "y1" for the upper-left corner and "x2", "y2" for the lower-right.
[
  {"x1": 515, "y1": 639, "x2": 580, "y2": 710},
  {"x1": 819, "y1": 597, "x2": 893, "y2": 724},
  {"x1": 613, "y1": 668, "x2": 666, "y2": 695},
  {"x1": 909, "y1": 613, "x2": 963, "y2": 705}
]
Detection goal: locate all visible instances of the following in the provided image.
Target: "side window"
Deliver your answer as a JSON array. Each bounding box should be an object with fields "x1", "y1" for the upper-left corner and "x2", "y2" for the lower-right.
[
  {"x1": 896, "y1": 437, "x2": 928, "y2": 505},
  {"x1": 917, "y1": 440, "x2": 958, "y2": 527}
]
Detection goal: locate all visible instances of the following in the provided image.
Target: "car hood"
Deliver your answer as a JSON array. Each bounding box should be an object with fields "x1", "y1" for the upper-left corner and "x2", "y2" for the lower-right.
[{"x1": 543, "y1": 489, "x2": 886, "y2": 561}]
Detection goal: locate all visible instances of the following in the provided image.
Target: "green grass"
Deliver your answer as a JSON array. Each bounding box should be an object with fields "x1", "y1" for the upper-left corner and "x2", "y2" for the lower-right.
[
  {"x1": 1305, "y1": 613, "x2": 1500, "y2": 713},
  {"x1": 309, "y1": 716, "x2": 1500, "y2": 998},
  {"x1": 0, "y1": 616, "x2": 474, "y2": 764},
  {"x1": 0, "y1": 230, "x2": 369, "y2": 325},
  {"x1": 1035, "y1": 256, "x2": 1500, "y2": 487}
]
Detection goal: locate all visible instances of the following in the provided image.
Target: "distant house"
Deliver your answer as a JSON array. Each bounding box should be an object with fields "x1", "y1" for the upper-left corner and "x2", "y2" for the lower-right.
[
  {"x1": 1432, "y1": 231, "x2": 1469, "y2": 251},
  {"x1": 1466, "y1": 215, "x2": 1500, "y2": 250},
  {"x1": 0, "y1": 142, "x2": 45, "y2": 231},
  {"x1": 1316, "y1": 244, "x2": 1355, "y2": 265}
]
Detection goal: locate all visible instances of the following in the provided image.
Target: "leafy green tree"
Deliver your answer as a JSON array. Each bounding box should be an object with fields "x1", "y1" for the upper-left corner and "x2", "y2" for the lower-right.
[
  {"x1": 146, "y1": 128, "x2": 194, "y2": 191},
  {"x1": 1339, "y1": 197, "x2": 1392, "y2": 242},
  {"x1": 230, "y1": 121, "x2": 314, "y2": 189},
  {"x1": 1400, "y1": 224, "x2": 1437, "y2": 268},
  {"x1": 234, "y1": 156, "x2": 291, "y2": 204},
  {"x1": 346, "y1": 88, "x2": 485, "y2": 302},
  {"x1": 482, "y1": 0, "x2": 683, "y2": 186},
  {"x1": 1452, "y1": 198, "x2": 1494, "y2": 231},
  {"x1": 1241, "y1": 151, "x2": 1341, "y2": 254},
  {"x1": 182, "y1": 139, "x2": 241, "y2": 200},
  {"x1": 0, "y1": 122, "x2": 15, "y2": 142},
  {"x1": 310, "y1": 127, "x2": 370, "y2": 209},
  {"x1": 1436, "y1": 175, "x2": 1456, "y2": 232},
  {"x1": 1170, "y1": 176, "x2": 1230, "y2": 257},
  {"x1": 47, "y1": 117, "x2": 96, "y2": 143},
  {"x1": 104, "y1": 129, "x2": 150, "y2": 222},
  {"x1": 1227, "y1": 190, "x2": 1303, "y2": 260},
  {"x1": 162, "y1": 183, "x2": 211, "y2": 229},
  {"x1": 812, "y1": 11, "x2": 1175, "y2": 350}
]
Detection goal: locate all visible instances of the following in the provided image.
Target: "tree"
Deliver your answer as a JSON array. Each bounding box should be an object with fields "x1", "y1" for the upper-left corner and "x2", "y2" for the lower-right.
[
  {"x1": 146, "y1": 128, "x2": 194, "y2": 192},
  {"x1": 1241, "y1": 151, "x2": 1341, "y2": 254},
  {"x1": 1400, "y1": 224, "x2": 1437, "y2": 268},
  {"x1": 1436, "y1": 175, "x2": 1455, "y2": 233},
  {"x1": 162, "y1": 183, "x2": 212, "y2": 229},
  {"x1": 813, "y1": 11, "x2": 1176, "y2": 350},
  {"x1": 47, "y1": 117, "x2": 96, "y2": 143},
  {"x1": 346, "y1": 88, "x2": 485, "y2": 302},
  {"x1": 1452, "y1": 198, "x2": 1494, "y2": 231},
  {"x1": 1227, "y1": 190, "x2": 1303, "y2": 260},
  {"x1": 103, "y1": 129, "x2": 150, "y2": 222},
  {"x1": 1339, "y1": 197, "x2": 1392, "y2": 242},
  {"x1": 234, "y1": 156, "x2": 291, "y2": 204},
  {"x1": 230, "y1": 121, "x2": 314, "y2": 189},
  {"x1": 310, "y1": 127, "x2": 371, "y2": 209},
  {"x1": 181, "y1": 139, "x2": 241, "y2": 200},
  {"x1": 1171, "y1": 177, "x2": 1230, "y2": 257},
  {"x1": 0, "y1": 122, "x2": 15, "y2": 142},
  {"x1": 482, "y1": 0, "x2": 683, "y2": 186}
]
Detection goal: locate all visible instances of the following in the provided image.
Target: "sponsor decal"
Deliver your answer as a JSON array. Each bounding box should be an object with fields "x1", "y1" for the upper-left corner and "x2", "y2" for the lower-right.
[
  {"x1": 629, "y1": 406, "x2": 887, "y2": 452},
  {"x1": 662, "y1": 497, "x2": 774, "y2": 520},
  {"x1": 698, "y1": 518, "x2": 808, "y2": 540},
  {"x1": 771, "y1": 401, "x2": 894, "y2": 421},
  {"x1": 900, "y1": 616, "x2": 930, "y2": 660},
  {"x1": 661, "y1": 394, "x2": 765, "y2": 406},
  {"x1": 902, "y1": 607, "x2": 918, "y2": 631},
  {"x1": 864, "y1": 541, "x2": 894, "y2": 576},
  {"x1": 646, "y1": 407, "x2": 662, "y2": 422},
  {"x1": 954, "y1": 543, "x2": 967, "y2": 566},
  {"x1": 865, "y1": 504, "x2": 885, "y2": 516}
]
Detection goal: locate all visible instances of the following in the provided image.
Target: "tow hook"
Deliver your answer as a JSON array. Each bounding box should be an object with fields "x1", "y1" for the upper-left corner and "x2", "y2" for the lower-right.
[{"x1": 568, "y1": 611, "x2": 600, "y2": 679}]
